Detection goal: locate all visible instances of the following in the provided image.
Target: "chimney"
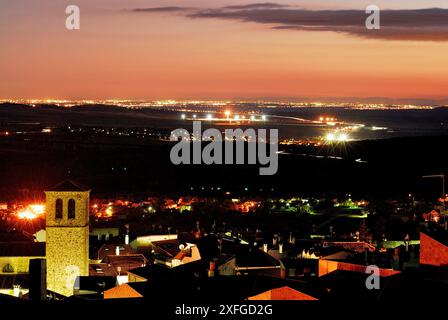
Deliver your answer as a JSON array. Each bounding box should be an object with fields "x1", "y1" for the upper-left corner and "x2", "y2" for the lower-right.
[
  {"x1": 125, "y1": 224, "x2": 130, "y2": 243},
  {"x1": 208, "y1": 261, "x2": 216, "y2": 277},
  {"x1": 29, "y1": 258, "x2": 46, "y2": 301},
  {"x1": 404, "y1": 234, "x2": 410, "y2": 252},
  {"x1": 13, "y1": 285, "x2": 21, "y2": 298}
]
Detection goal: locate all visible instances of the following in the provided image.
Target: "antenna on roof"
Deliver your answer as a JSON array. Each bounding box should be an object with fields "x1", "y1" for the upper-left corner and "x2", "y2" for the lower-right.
[{"x1": 125, "y1": 224, "x2": 130, "y2": 245}]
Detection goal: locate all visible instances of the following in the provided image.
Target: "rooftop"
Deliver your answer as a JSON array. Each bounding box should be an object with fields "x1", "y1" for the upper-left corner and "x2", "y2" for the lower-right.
[
  {"x1": 103, "y1": 254, "x2": 148, "y2": 275},
  {"x1": 96, "y1": 244, "x2": 134, "y2": 261},
  {"x1": 0, "y1": 242, "x2": 45, "y2": 257},
  {"x1": 46, "y1": 180, "x2": 90, "y2": 192}
]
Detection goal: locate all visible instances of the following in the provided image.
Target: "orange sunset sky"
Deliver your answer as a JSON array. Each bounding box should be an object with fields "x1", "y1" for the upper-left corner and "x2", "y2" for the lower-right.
[{"x1": 1, "y1": 0, "x2": 448, "y2": 102}]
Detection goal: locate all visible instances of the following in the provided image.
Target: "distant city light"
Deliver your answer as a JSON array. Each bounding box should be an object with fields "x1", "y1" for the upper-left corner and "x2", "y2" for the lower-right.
[
  {"x1": 261, "y1": 115, "x2": 266, "y2": 121},
  {"x1": 234, "y1": 115, "x2": 240, "y2": 120},
  {"x1": 181, "y1": 114, "x2": 186, "y2": 119},
  {"x1": 250, "y1": 115, "x2": 255, "y2": 121},
  {"x1": 18, "y1": 209, "x2": 36, "y2": 220},
  {"x1": 337, "y1": 133, "x2": 348, "y2": 142},
  {"x1": 326, "y1": 133, "x2": 336, "y2": 141},
  {"x1": 206, "y1": 114, "x2": 213, "y2": 120},
  {"x1": 17, "y1": 204, "x2": 45, "y2": 220},
  {"x1": 325, "y1": 132, "x2": 350, "y2": 142},
  {"x1": 319, "y1": 116, "x2": 336, "y2": 123},
  {"x1": 105, "y1": 206, "x2": 113, "y2": 217},
  {"x1": 193, "y1": 114, "x2": 197, "y2": 119},
  {"x1": 29, "y1": 204, "x2": 45, "y2": 215}
]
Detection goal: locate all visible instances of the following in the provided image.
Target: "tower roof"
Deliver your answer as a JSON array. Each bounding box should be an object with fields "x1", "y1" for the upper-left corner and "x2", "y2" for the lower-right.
[{"x1": 46, "y1": 180, "x2": 90, "y2": 192}]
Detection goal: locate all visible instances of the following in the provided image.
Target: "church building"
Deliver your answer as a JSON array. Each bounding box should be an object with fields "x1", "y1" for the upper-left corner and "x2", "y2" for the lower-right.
[{"x1": 45, "y1": 181, "x2": 90, "y2": 297}]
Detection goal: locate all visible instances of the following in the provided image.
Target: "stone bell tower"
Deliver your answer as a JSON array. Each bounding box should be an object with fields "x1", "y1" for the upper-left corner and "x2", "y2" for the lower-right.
[{"x1": 45, "y1": 180, "x2": 90, "y2": 297}]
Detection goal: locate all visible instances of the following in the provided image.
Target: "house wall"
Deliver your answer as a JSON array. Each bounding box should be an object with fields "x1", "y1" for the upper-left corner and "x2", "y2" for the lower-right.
[
  {"x1": 127, "y1": 272, "x2": 147, "y2": 282},
  {"x1": 0, "y1": 256, "x2": 45, "y2": 274}
]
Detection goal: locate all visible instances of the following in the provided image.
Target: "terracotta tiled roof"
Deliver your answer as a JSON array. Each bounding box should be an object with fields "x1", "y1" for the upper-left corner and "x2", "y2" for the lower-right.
[
  {"x1": 318, "y1": 260, "x2": 400, "y2": 277},
  {"x1": 420, "y1": 232, "x2": 448, "y2": 267},
  {"x1": 248, "y1": 286, "x2": 318, "y2": 301},
  {"x1": 103, "y1": 283, "x2": 143, "y2": 299},
  {"x1": 173, "y1": 251, "x2": 187, "y2": 260}
]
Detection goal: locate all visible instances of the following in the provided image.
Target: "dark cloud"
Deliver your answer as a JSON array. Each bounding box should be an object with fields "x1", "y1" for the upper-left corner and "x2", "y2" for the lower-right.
[
  {"x1": 130, "y1": 3, "x2": 448, "y2": 41},
  {"x1": 223, "y1": 2, "x2": 289, "y2": 10},
  {"x1": 273, "y1": 25, "x2": 448, "y2": 42},
  {"x1": 188, "y1": 6, "x2": 448, "y2": 41},
  {"x1": 132, "y1": 6, "x2": 194, "y2": 13}
]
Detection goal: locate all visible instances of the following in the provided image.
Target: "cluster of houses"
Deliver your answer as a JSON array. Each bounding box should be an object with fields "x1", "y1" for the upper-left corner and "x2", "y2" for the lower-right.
[
  {"x1": 1, "y1": 181, "x2": 447, "y2": 302},
  {"x1": 2, "y1": 220, "x2": 448, "y2": 302}
]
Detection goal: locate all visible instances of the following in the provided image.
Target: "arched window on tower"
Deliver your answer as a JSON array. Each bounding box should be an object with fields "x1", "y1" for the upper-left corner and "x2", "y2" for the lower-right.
[
  {"x1": 2, "y1": 263, "x2": 14, "y2": 273},
  {"x1": 68, "y1": 199, "x2": 76, "y2": 219},
  {"x1": 55, "y1": 199, "x2": 63, "y2": 219}
]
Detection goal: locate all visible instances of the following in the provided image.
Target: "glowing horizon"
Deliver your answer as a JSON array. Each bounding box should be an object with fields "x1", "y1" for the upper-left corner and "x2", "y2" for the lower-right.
[{"x1": 1, "y1": 1, "x2": 448, "y2": 103}]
